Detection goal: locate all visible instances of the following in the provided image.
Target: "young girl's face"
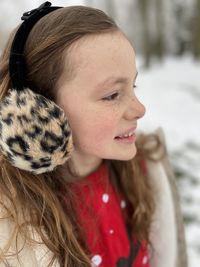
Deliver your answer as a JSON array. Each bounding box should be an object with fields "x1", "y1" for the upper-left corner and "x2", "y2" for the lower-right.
[{"x1": 56, "y1": 31, "x2": 145, "y2": 169}]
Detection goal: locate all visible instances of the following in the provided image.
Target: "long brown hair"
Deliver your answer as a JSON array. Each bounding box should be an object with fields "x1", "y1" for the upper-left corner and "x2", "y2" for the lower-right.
[{"x1": 0, "y1": 5, "x2": 165, "y2": 267}]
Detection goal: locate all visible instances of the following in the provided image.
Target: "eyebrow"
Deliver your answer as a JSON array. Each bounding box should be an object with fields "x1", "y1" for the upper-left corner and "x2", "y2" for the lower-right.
[{"x1": 96, "y1": 71, "x2": 138, "y2": 90}]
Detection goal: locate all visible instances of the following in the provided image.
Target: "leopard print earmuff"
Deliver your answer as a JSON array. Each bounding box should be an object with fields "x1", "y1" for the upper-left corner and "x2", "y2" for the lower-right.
[{"x1": 0, "y1": 2, "x2": 74, "y2": 174}]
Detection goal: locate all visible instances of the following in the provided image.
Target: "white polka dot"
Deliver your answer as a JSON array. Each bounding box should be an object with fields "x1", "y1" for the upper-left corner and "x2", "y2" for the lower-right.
[
  {"x1": 102, "y1": 193, "x2": 109, "y2": 203},
  {"x1": 120, "y1": 200, "x2": 126, "y2": 208},
  {"x1": 109, "y1": 229, "x2": 114, "y2": 234},
  {"x1": 91, "y1": 255, "x2": 102, "y2": 266},
  {"x1": 142, "y1": 255, "x2": 148, "y2": 265}
]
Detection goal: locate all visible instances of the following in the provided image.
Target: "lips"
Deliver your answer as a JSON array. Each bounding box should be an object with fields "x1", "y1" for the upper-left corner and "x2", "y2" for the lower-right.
[{"x1": 115, "y1": 126, "x2": 137, "y2": 138}]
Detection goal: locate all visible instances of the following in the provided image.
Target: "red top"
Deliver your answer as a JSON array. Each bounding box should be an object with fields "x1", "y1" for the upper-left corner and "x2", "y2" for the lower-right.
[{"x1": 69, "y1": 162, "x2": 150, "y2": 267}]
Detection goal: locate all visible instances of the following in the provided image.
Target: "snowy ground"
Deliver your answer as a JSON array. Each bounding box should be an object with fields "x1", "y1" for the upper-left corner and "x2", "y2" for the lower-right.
[{"x1": 136, "y1": 55, "x2": 200, "y2": 267}]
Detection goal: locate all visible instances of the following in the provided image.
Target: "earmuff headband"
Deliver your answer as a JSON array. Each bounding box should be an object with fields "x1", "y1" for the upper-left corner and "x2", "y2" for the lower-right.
[{"x1": 0, "y1": 2, "x2": 73, "y2": 174}]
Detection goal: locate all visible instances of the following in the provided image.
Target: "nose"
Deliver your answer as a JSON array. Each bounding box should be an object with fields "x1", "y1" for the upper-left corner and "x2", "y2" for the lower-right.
[{"x1": 124, "y1": 95, "x2": 146, "y2": 120}]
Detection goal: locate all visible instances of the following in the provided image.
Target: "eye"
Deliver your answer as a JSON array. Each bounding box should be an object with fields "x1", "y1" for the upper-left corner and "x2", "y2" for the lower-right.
[{"x1": 102, "y1": 92, "x2": 119, "y2": 101}]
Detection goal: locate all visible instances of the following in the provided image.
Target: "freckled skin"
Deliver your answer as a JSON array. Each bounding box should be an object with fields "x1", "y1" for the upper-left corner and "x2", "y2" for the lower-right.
[{"x1": 56, "y1": 31, "x2": 146, "y2": 176}]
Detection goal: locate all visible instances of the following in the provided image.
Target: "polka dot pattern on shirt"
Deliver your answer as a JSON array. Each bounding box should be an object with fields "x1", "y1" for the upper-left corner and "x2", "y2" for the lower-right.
[
  {"x1": 102, "y1": 193, "x2": 109, "y2": 203},
  {"x1": 120, "y1": 199, "x2": 127, "y2": 208},
  {"x1": 142, "y1": 255, "x2": 148, "y2": 265},
  {"x1": 69, "y1": 162, "x2": 150, "y2": 267},
  {"x1": 91, "y1": 254, "x2": 102, "y2": 266}
]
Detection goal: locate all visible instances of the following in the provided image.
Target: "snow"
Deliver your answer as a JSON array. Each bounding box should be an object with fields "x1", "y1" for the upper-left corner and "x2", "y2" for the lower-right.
[
  {"x1": 136, "y1": 55, "x2": 200, "y2": 267},
  {"x1": 136, "y1": 56, "x2": 200, "y2": 151}
]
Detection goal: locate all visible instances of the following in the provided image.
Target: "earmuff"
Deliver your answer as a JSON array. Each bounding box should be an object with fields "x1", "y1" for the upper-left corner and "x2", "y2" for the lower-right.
[{"x1": 0, "y1": 2, "x2": 74, "y2": 174}]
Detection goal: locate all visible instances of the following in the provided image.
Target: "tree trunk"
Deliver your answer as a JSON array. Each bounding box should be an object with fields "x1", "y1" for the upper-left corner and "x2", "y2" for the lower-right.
[
  {"x1": 154, "y1": 0, "x2": 165, "y2": 60},
  {"x1": 192, "y1": 0, "x2": 200, "y2": 59},
  {"x1": 138, "y1": 0, "x2": 151, "y2": 68}
]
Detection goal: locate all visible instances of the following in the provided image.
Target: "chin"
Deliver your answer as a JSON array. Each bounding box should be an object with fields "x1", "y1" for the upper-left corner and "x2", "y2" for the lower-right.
[
  {"x1": 120, "y1": 154, "x2": 137, "y2": 161},
  {"x1": 122, "y1": 149, "x2": 137, "y2": 160},
  {"x1": 111, "y1": 150, "x2": 137, "y2": 161}
]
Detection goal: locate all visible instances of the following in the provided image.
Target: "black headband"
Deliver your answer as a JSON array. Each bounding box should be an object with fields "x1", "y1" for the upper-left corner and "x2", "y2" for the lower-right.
[{"x1": 9, "y1": 1, "x2": 62, "y2": 91}]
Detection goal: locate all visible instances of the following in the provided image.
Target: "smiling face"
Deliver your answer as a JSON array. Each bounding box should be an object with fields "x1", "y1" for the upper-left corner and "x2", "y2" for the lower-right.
[{"x1": 56, "y1": 31, "x2": 146, "y2": 174}]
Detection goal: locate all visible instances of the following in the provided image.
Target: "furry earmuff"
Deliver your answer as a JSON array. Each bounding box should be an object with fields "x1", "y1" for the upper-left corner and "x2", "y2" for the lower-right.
[{"x1": 0, "y1": 2, "x2": 74, "y2": 174}]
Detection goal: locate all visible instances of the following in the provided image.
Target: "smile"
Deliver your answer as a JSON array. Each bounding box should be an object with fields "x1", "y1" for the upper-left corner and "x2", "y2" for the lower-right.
[{"x1": 114, "y1": 134, "x2": 136, "y2": 144}]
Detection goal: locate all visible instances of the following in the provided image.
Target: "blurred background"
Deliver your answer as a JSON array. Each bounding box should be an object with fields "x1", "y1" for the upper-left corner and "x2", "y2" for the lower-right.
[{"x1": 0, "y1": 0, "x2": 200, "y2": 266}]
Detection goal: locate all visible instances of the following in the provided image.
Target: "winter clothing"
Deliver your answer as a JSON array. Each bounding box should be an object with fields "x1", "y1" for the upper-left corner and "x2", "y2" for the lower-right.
[
  {"x1": 0, "y1": 128, "x2": 188, "y2": 267},
  {"x1": 69, "y1": 161, "x2": 150, "y2": 267}
]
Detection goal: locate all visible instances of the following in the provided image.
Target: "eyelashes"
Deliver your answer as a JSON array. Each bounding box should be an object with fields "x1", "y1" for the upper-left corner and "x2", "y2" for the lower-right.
[
  {"x1": 102, "y1": 84, "x2": 137, "y2": 102},
  {"x1": 102, "y1": 92, "x2": 119, "y2": 101}
]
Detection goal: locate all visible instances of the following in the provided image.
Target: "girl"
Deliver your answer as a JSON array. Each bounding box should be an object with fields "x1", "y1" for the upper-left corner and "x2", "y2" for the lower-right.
[{"x1": 0, "y1": 2, "x2": 187, "y2": 267}]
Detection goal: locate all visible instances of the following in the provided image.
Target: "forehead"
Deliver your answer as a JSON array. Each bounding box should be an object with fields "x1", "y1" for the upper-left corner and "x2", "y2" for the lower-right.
[
  {"x1": 60, "y1": 31, "x2": 136, "y2": 92},
  {"x1": 72, "y1": 31, "x2": 134, "y2": 65}
]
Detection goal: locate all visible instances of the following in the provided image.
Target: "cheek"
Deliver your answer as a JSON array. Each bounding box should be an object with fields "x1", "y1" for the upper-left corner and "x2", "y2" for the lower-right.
[
  {"x1": 92, "y1": 117, "x2": 116, "y2": 139},
  {"x1": 71, "y1": 110, "x2": 118, "y2": 147}
]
